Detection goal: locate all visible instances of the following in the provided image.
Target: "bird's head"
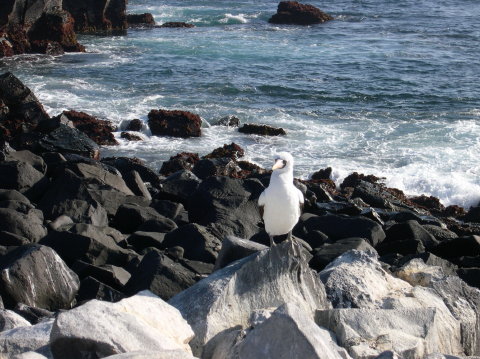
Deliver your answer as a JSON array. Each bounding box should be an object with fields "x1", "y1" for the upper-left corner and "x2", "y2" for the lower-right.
[{"x1": 272, "y1": 152, "x2": 294, "y2": 174}]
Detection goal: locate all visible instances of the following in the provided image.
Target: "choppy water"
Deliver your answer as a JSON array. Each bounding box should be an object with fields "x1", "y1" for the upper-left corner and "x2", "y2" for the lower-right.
[{"x1": 2, "y1": 0, "x2": 480, "y2": 208}]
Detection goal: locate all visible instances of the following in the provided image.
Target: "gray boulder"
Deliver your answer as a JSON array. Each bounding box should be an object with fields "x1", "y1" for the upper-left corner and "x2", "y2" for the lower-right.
[
  {"x1": 5, "y1": 150, "x2": 47, "y2": 174},
  {"x1": 113, "y1": 204, "x2": 169, "y2": 234},
  {"x1": 169, "y1": 241, "x2": 330, "y2": 357},
  {"x1": 0, "y1": 161, "x2": 48, "y2": 200},
  {"x1": 214, "y1": 235, "x2": 267, "y2": 271},
  {"x1": 103, "y1": 351, "x2": 196, "y2": 359},
  {"x1": 0, "y1": 244, "x2": 79, "y2": 310},
  {"x1": 123, "y1": 170, "x2": 152, "y2": 200},
  {"x1": 214, "y1": 303, "x2": 350, "y2": 359},
  {"x1": 0, "y1": 208, "x2": 47, "y2": 242},
  {"x1": 0, "y1": 319, "x2": 53, "y2": 358},
  {"x1": 50, "y1": 291, "x2": 194, "y2": 358},
  {"x1": 0, "y1": 309, "x2": 31, "y2": 331}
]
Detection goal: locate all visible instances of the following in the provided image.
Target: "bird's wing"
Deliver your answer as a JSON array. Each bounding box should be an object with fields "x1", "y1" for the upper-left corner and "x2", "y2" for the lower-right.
[
  {"x1": 258, "y1": 190, "x2": 266, "y2": 219},
  {"x1": 296, "y1": 188, "x2": 304, "y2": 213}
]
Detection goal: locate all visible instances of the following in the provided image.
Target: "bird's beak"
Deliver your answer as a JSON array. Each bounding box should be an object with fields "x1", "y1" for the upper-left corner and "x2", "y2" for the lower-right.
[{"x1": 272, "y1": 159, "x2": 284, "y2": 170}]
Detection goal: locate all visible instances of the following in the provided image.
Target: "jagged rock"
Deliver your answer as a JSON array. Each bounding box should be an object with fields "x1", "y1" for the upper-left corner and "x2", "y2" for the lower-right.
[
  {"x1": 188, "y1": 176, "x2": 264, "y2": 239},
  {"x1": 268, "y1": 1, "x2": 333, "y2": 25},
  {"x1": 125, "y1": 119, "x2": 144, "y2": 131},
  {"x1": 310, "y1": 237, "x2": 376, "y2": 271},
  {"x1": 0, "y1": 208, "x2": 47, "y2": 243},
  {"x1": 0, "y1": 161, "x2": 48, "y2": 200},
  {"x1": 0, "y1": 319, "x2": 53, "y2": 357},
  {"x1": 238, "y1": 123, "x2": 286, "y2": 136},
  {"x1": 350, "y1": 181, "x2": 407, "y2": 210},
  {"x1": 50, "y1": 291, "x2": 194, "y2": 358},
  {"x1": 423, "y1": 224, "x2": 458, "y2": 241},
  {"x1": 213, "y1": 115, "x2": 240, "y2": 127},
  {"x1": 148, "y1": 109, "x2": 202, "y2": 138},
  {"x1": 5, "y1": 150, "x2": 46, "y2": 174},
  {"x1": 0, "y1": 244, "x2": 79, "y2": 310},
  {"x1": 37, "y1": 124, "x2": 100, "y2": 159},
  {"x1": 120, "y1": 132, "x2": 143, "y2": 141},
  {"x1": 122, "y1": 170, "x2": 151, "y2": 199},
  {"x1": 150, "y1": 200, "x2": 184, "y2": 220},
  {"x1": 160, "y1": 22, "x2": 195, "y2": 28},
  {"x1": 214, "y1": 235, "x2": 267, "y2": 271},
  {"x1": 316, "y1": 307, "x2": 462, "y2": 358},
  {"x1": 126, "y1": 231, "x2": 166, "y2": 252},
  {"x1": 127, "y1": 13, "x2": 155, "y2": 26},
  {"x1": 113, "y1": 204, "x2": 169, "y2": 234},
  {"x1": 0, "y1": 309, "x2": 31, "y2": 331},
  {"x1": 394, "y1": 258, "x2": 445, "y2": 287},
  {"x1": 159, "y1": 153, "x2": 200, "y2": 177},
  {"x1": 162, "y1": 224, "x2": 222, "y2": 264},
  {"x1": 304, "y1": 214, "x2": 386, "y2": 246},
  {"x1": 63, "y1": 0, "x2": 127, "y2": 32},
  {"x1": 394, "y1": 252, "x2": 458, "y2": 277},
  {"x1": 432, "y1": 235, "x2": 480, "y2": 259},
  {"x1": 39, "y1": 223, "x2": 134, "y2": 267},
  {"x1": 169, "y1": 241, "x2": 330, "y2": 357},
  {"x1": 156, "y1": 170, "x2": 201, "y2": 204},
  {"x1": 203, "y1": 143, "x2": 245, "y2": 160},
  {"x1": 71, "y1": 261, "x2": 131, "y2": 290},
  {"x1": 58, "y1": 110, "x2": 118, "y2": 145},
  {"x1": 101, "y1": 157, "x2": 161, "y2": 189},
  {"x1": 76, "y1": 276, "x2": 124, "y2": 303},
  {"x1": 214, "y1": 303, "x2": 350, "y2": 359},
  {"x1": 192, "y1": 157, "x2": 239, "y2": 180},
  {"x1": 12, "y1": 303, "x2": 54, "y2": 325},
  {"x1": 124, "y1": 250, "x2": 197, "y2": 300}
]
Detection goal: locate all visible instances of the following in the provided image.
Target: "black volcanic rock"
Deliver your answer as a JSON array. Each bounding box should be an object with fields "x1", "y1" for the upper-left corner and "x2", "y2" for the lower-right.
[
  {"x1": 238, "y1": 123, "x2": 286, "y2": 136},
  {"x1": 148, "y1": 109, "x2": 202, "y2": 138},
  {"x1": 159, "y1": 152, "x2": 200, "y2": 177},
  {"x1": 160, "y1": 22, "x2": 195, "y2": 28},
  {"x1": 125, "y1": 119, "x2": 143, "y2": 131},
  {"x1": 112, "y1": 203, "x2": 170, "y2": 234},
  {"x1": 0, "y1": 208, "x2": 47, "y2": 243},
  {"x1": 155, "y1": 170, "x2": 202, "y2": 204},
  {"x1": 269, "y1": 1, "x2": 333, "y2": 25},
  {"x1": 0, "y1": 244, "x2": 79, "y2": 310},
  {"x1": 127, "y1": 13, "x2": 155, "y2": 26},
  {"x1": 63, "y1": 0, "x2": 127, "y2": 33}
]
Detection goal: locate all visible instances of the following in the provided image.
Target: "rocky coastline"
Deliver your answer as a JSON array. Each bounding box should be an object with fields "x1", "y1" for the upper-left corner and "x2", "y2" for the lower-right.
[{"x1": 1, "y1": 71, "x2": 480, "y2": 358}]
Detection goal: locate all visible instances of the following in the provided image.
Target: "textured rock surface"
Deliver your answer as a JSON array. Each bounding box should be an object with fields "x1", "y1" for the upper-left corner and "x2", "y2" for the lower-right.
[
  {"x1": 0, "y1": 319, "x2": 53, "y2": 357},
  {"x1": 63, "y1": 0, "x2": 127, "y2": 33},
  {"x1": 0, "y1": 309, "x2": 31, "y2": 331},
  {"x1": 148, "y1": 109, "x2": 202, "y2": 138},
  {"x1": 0, "y1": 244, "x2": 79, "y2": 310},
  {"x1": 238, "y1": 123, "x2": 286, "y2": 136},
  {"x1": 269, "y1": 1, "x2": 334, "y2": 25},
  {"x1": 169, "y1": 241, "x2": 330, "y2": 356},
  {"x1": 214, "y1": 235, "x2": 267, "y2": 270},
  {"x1": 50, "y1": 291, "x2": 194, "y2": 358}
]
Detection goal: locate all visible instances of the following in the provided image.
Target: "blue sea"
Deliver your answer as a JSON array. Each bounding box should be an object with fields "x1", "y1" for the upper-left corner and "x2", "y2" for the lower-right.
[{"x1": 1, "y1": 0, "x2": 480, "y2": 208}]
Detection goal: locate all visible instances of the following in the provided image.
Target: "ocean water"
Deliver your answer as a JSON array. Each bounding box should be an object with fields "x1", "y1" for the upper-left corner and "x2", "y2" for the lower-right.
[{"x1": 1, "y1": 0, "x2": 480, "y2": 208}]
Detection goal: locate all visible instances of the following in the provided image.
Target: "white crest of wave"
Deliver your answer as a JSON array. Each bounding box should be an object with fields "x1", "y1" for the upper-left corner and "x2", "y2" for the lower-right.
[{"x1": 220, "y1": 13, "x2": 249, "y2": 24}]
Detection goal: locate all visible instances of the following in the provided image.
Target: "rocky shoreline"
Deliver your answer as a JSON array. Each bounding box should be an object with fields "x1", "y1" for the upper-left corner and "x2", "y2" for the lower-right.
[{"x1": 1, "y1": 71, "x2": 480, "y2": 358}]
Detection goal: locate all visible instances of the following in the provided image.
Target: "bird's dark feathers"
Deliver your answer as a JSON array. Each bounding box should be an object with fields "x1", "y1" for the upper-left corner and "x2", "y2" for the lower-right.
[{"x1": 259, "y1": 204, "x2": 264, "y2": 219}]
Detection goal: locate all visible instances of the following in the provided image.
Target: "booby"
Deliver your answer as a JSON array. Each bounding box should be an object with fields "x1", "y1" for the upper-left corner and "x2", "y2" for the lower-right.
[{"x1": 258, "y1": 152, "x2": 304, "y2": 247}]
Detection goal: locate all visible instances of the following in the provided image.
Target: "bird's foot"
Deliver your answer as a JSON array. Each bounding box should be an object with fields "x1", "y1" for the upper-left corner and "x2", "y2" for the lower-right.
[{"x1": 269, "y1": 235, "x2": 276, "y2": 247}]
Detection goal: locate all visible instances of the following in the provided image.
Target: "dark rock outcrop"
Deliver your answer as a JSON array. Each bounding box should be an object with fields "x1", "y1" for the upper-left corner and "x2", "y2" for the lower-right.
[
  {"x1": 238, "y1": 123, "x2": 286, "y2": 136},
  {"x1": 125, "y1": 118, "x2": 143, "y2": 131},
  {"x1": 203, "y1": 143, "x2": 245, "y2": 160},
  {"x1": 160, "y1": 22, "x2": 195, "y2": 28},
  {"x1": 159, "y1": 152, "x2": 200, "y2": 177},
  {"x1": 126, "y1": 13, "x2": 155, "y2": 27},
  {"x1": 268, "y1": 1, "x2": 334, "y2": 25},
  {"x1": 63, "y1": 0, "x2": 127, "y2": 33},
  {"x1": 120, "y1": 131, "x2": 142, "y2": 141},
  {"x1": 148, "y1": 109, "x2": 202, "y2": 138}
]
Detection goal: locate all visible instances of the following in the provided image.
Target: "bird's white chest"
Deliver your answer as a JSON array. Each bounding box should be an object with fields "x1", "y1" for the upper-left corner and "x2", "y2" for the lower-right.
[{"x1": 262, "y1": 184, "x2": 301, "y2": 236}]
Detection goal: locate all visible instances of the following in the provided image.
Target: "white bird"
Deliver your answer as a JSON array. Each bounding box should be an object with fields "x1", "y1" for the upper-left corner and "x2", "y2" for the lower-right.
[{"x1": 258, "y1": 152, "x2": 304, "y2": 247}]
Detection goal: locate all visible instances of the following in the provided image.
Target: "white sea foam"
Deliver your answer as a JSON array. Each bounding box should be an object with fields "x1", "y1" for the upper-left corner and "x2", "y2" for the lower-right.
[{"x1": 219, "y1": 13, "x2": 249, "y2": 24}]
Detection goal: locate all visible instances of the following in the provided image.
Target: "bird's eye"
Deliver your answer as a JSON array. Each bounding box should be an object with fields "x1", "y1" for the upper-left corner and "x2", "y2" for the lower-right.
[{"x1": 283, "y1": 160, "x2": 287, "y2": 166}]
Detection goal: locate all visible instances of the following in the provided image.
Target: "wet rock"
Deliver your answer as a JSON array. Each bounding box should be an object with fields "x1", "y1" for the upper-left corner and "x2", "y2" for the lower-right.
[
  {"x1": 156, "y1": 170, "x2": 201, "y2": 204},
  {"x1": 303, "y1": 213, "x2": 386, "y2": 246},
  {"x1": 170, "y1": 241, "x2": 330, "y2": 357},
  {"x1": 409, "y1": 194, "x2": 445, "y2": 213},
  {"x1": 269, "y1": 1, "x2": 333, "y2": 25},
  {"x1": 311, "y1": 167, "x2": 332, "y2": 180},
  {"x1": 213, "y1": 115, "x2": 240, "y2": 127},
  {"x1": 160, "y1": 22, "x2": 195, "y2": 28},
  {"x1": 0, "y1": 72, "x2": 50, "y2": 142},
  {"x1": 0, "y1": 319, "x2": 53, "y2": 358},
  {"x1": 0, "y1": 208, "x2": 47, "y2": 243},
  {"x1": 0, "y1": 244, "x2": 79, "y2": 310},
  {"x1": 76, "y1": 276, "x2": 124, "y2": 304},
  {"x1": 63, "y1": 0, "x2": 127, "y2": 33},
  {"x1": 214, "y1": 235, "x2": 267, "y2": 270},
  {"x1": 120, "y1": 131, "x2": 143, "y2": 141},
  {"x1": 148, "y1": 109, "x2": 202, "y2": 138},
  {"x1": 124, "y1": 250, "x2": 197, "y2": 300},
  {"x1": 125, "y1": 119, "x2": 144, "y2": 131},
  {"x1": 464, "y1": 206, "x2": 480, "y2": 223},
  {"x1": 188, "y1": 176, "x2": 264, "y2": 239},
  {"x1": 27, "y1": 9, "x2": 85, "y2": 53},
  {"x1": 127, "y1": 13, "x2": 155, "y2": 26},
  {"x1": 310, "y1": 237, "x2": 376, "y2": 271},
  {"x1": 57, "y1": 110, "x2": 118, "y2": 146},
  {"x1": 238, "y1": 123, "x2": 286, "y2": 136},
  {"x1": 37, "y1": 124, "x2": 100, "y2": 159},
  {"x1": 50, "y1": 291, "x2": 194, "y2": 358},
  {"x1": 162, "y1": 224, "x2": 221, "y2": 264},
  {"x1": 203, "y1": 143, "x2": 245, "y2": 160},
  {"x1": 159, "y1": 152, "x2": 200, "y2": 177}
]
